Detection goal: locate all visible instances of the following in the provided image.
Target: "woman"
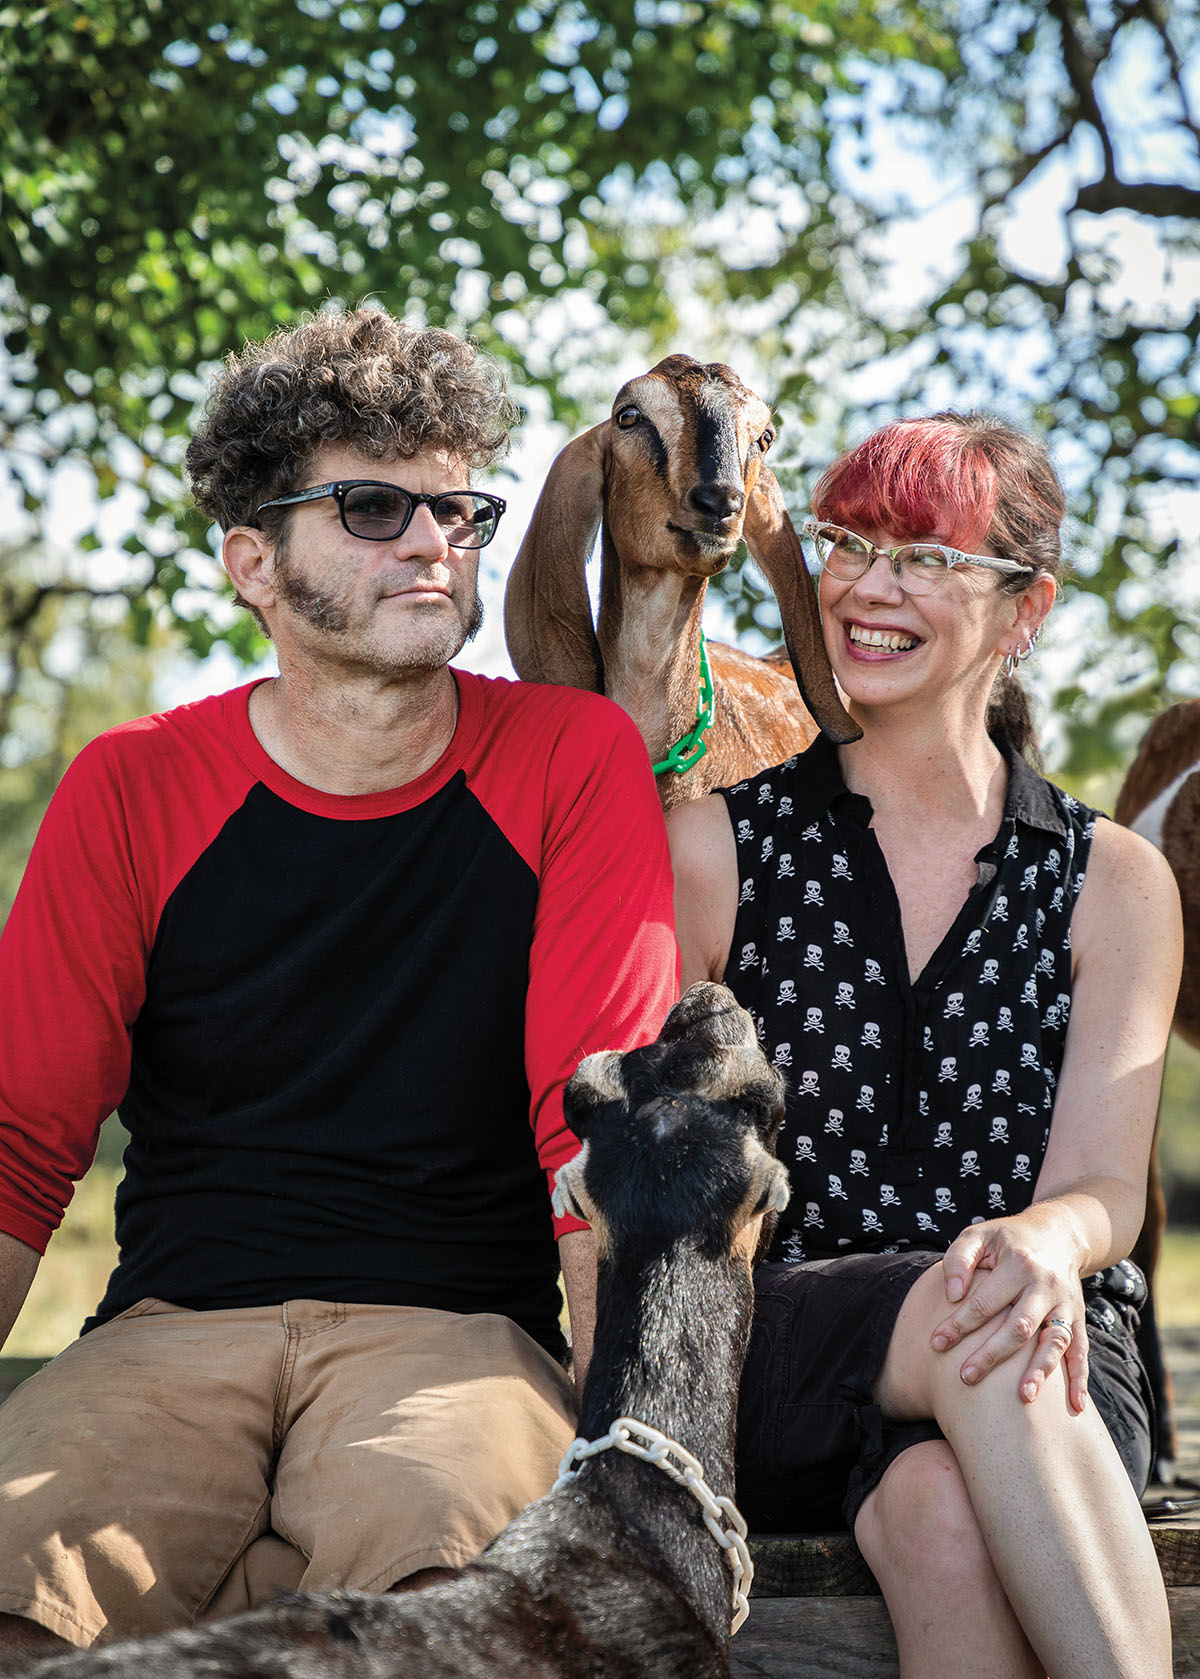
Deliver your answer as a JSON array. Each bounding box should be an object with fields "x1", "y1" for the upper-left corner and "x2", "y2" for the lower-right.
[{"x1": 668, "y1": 412, "x2": 1181, "y2": 1679}]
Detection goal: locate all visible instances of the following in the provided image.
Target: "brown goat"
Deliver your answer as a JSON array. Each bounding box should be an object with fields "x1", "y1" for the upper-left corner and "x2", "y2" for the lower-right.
[
  {"x1": 503, "y1": 354, "x2": 860, "y2": 808},
  {"x1": 1114, "y1": 700, "x2": 1200, "y2": 1479},
  {"x1": 1116, "y1": 700, "x2": 1200, "y2": 1047}
]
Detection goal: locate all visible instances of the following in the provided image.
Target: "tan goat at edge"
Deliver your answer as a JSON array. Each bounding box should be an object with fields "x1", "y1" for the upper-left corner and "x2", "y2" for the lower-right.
[
  {"x1": 504, "y1": 354, "x2": 860, "y2": 807},
  {"x1": 1116, "y1": 700, "x2": 1200, "y2": 1049}
]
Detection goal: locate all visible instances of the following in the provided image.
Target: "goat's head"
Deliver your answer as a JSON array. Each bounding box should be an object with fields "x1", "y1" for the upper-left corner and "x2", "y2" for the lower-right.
[
  {"x1": 556, "y1": 982, "x2": 789, "y2": 1266},
  {"x1": 504, "y1": 354, "x2": 858, "y2": 745},
  {"x1": 602, "y1": 355, "x2": 774, "y2": 581}
]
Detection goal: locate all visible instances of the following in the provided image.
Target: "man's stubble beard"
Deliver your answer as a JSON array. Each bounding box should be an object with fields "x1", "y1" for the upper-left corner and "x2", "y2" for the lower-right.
[{"x1": 273, "y1": 534, "x2": 485, "y2": 671}]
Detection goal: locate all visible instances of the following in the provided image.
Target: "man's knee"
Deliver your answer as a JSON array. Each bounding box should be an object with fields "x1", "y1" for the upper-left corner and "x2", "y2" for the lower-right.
[{"x1": 855, "y1": 1440, "x2": 993, "y2": 1589}]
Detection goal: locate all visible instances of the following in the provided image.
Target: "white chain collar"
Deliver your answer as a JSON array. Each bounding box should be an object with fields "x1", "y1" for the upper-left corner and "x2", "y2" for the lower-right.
[{"x1": 551, "y1": 1415, "x2": 754, "y2": 1634}]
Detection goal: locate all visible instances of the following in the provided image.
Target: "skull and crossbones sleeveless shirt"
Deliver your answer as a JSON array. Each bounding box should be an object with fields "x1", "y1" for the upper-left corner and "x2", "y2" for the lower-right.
[{"x1": 720, "y1": 734, "x2": 1101, "y2": 1262}]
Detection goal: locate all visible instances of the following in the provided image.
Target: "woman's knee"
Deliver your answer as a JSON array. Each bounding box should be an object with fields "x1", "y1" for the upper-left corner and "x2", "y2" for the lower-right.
[
  {"x1": 855, "y1": 1441, "x2": 993, "y2": 1588},
  {"x1": 874, "y1": 1261, "x2": 1016, "y2": 1420},
  {"x1": 872, "y1": 1261, "x2": 956, "y2": 1416}
]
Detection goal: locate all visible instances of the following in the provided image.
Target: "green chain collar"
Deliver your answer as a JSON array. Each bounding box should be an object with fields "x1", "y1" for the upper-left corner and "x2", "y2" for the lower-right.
[{"x1": 652, "y1": 631, "x2": 715, "y2": 777}]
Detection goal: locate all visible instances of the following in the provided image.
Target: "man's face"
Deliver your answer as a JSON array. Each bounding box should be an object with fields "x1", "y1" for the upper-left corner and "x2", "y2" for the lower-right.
[{"x1": 266, "y1": 442, "x2": 485, "y2": 678}]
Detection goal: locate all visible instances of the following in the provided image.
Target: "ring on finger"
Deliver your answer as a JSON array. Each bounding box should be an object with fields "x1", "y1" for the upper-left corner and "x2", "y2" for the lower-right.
[{"x1": 1045, "y1": 1316, "x2": 1072, "y2": 1338}]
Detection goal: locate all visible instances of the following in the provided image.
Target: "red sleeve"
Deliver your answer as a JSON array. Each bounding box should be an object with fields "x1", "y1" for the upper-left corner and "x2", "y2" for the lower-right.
[
  {"x1": 468, "y1": 684, "x2": 680, "y2": 1237},
  {"x1": 531, "y1": 699, "x2": 679, "y2": 1234},
  {"x1": 0, "y1": 697, "x2": 253, "y2": 1252},
  {"x1": 0, "y1": 737, "x2": 151, "y2": 1250}
]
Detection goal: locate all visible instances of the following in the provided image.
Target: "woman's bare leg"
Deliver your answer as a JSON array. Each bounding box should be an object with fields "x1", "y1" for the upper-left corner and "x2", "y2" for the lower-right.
[
  {"x1": 855, "y1": 1440, "x2": 1045, "y2": 1679},
  {"x1": 872, "y1": 1264, "x2": 1170, "y2": 1679}
]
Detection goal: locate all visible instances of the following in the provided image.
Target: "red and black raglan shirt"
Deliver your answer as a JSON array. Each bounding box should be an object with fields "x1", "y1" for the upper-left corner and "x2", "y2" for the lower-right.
[{"x1": 0, "y1": 671, "x2": 678, "y2": 1357}]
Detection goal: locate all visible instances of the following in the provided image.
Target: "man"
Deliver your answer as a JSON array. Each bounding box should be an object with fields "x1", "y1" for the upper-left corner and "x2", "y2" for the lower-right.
[{"x1": 0, "y1": 307, "x2": 677, "y2": 1657}]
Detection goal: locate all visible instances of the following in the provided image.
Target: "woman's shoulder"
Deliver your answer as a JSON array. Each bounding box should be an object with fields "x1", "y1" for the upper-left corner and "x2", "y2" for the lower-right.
[
  {"x1": 1018, "y1": 759, "x2": 1174, "y2": 907},
  {"x1": 666, "y1": 791, "x2": 735, "y2": 868},
  {"x1": 1063, "y1": 808, "x2": 1182, "y2": 1005},
  {"x1": 665, "y1": 794, "x2": 740, "y2": 987},
  {"x1": 1080, "y1": 815, "x2": 1181, "y2": 917},
  {"x1": 1065, "y1": 813, "x2": 1183, "y2": 1059},
  {"x1": 722, "y1": 755, "x2": 803, "y2": 813}
]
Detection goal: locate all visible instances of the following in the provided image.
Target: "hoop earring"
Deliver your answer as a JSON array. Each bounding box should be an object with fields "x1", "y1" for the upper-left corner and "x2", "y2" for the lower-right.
[{"x1": 1003, "y1": 625, "x2": 1040, "y2": 679}]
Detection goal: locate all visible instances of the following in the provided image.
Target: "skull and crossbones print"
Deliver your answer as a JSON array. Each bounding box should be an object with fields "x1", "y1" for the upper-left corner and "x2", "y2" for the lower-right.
[{"x1": 716, "y1": 753, "x2": 1092, "y2": 1255}]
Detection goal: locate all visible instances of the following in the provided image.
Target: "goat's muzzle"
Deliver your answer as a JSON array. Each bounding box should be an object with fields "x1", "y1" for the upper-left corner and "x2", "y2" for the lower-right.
[
  {"x1": 687, "y1": 482, "x2": 745, "y2": 523},
  {"x1": 665, "y1": 521, "x2": 742, "y2": 573},
  {"x1": 661, "y1": 982, "x2": 757, "y2": 1051}
]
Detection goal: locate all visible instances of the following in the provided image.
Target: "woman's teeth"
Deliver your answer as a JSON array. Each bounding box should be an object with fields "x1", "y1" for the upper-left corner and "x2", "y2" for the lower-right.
[{"x1": 849, "y1": 624, "x2": 919, "y2": 652}]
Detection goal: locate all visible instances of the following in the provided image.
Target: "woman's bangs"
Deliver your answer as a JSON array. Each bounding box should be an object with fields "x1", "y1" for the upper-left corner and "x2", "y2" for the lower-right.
[{"x1": 813, "y1": 424, "x2": 999, "y2": 552}]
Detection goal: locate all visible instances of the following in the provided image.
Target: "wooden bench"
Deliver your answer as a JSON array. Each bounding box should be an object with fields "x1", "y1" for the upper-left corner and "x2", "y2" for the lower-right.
[
  {"x1": 735, "y1": 1520, "x2": 1200, "y2": 1677},
  {"x1": 3, "y1": 1349, "x2": 1200, "y2": 1673}
]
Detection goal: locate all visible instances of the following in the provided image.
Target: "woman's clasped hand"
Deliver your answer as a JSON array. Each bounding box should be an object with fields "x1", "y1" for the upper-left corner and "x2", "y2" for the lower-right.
[{"x1": 931, "y1": 1206, "x2": 1089, "y2": 1410}]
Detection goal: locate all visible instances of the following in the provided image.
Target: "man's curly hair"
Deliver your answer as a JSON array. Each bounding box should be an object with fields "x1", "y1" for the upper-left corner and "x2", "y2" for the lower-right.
[{"x1": 186, "y1": 307, "x2": 518, "y2": 534}]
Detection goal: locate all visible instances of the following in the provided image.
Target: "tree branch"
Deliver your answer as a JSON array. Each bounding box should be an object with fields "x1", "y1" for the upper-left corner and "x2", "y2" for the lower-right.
[
  {"x1": 1073, "y1": 179, "x2": 1200, "y2": 219},
  {"x1": 1046, "y1": 0, "x2": 1117, "y2": 178},
  {"x1": 0, "y1": 579, "x2": 153, "y2": 636},
  {"x1": 1044, "y1": 0, "x2": 1200, "y2": 221},
  {"x1": 0, "y1": 578, "x2": 157, "y2": 755},
  {"x1": 979, "y1": 133, "x2": 1071, "y2": 221},
  {"x1": 0, "y1": 609, "x2": 42, "y2": 748}
]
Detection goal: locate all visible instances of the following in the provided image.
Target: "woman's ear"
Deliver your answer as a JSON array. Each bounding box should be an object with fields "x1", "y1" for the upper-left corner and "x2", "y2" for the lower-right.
[{"x1": 1003, "y1": 572, "x2": 1057, "y2": 659}]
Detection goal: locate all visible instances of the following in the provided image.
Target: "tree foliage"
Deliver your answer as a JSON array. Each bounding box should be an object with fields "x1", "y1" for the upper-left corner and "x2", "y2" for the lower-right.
[
  {"x1": 3, "y1": 0, "x2": 938, "y2": 435},
  {"x1": 1, "y1": 0, "x2": 1197, "y2": 802},
  {"x1": 0, "y1": 0, "x2": 938, "y2": 768}
]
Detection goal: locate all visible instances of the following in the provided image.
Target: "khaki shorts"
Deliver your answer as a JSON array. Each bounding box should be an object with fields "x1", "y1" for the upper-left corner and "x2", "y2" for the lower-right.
[{"x1": 0, "y1": 1298, "x2": 577, "y2": 1648}]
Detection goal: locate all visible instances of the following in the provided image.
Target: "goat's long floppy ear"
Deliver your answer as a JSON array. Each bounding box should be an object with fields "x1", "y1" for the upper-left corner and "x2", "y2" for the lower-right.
[
  {"x1": 504, "y1": 422, "x2": 611, "y2": 692},
  {"x1": 743, "y1": 467, "x2": 861, "y2": 744}
]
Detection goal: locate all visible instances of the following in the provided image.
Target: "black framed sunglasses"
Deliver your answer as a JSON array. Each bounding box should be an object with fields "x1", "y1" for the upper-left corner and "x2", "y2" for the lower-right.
[{"x1": 255, "y1": 480, "x2": 507, "y2": 549}]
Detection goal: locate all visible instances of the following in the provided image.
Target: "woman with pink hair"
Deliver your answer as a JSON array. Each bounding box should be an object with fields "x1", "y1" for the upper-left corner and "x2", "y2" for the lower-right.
[{"x1": 669, "y1": 412, "x2": 1180, "y2": 1678}]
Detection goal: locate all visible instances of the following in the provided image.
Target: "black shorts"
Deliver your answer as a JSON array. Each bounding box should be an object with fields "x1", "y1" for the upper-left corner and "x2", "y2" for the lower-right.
[{"x1": 736, "y1": 1251, "x2": 1154, "y2": 1534}]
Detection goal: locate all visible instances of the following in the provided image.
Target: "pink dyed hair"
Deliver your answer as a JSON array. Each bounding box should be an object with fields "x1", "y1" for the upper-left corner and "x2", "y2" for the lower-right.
[{"x1": 811, "y1": 412, "x2": 1065, "y2": 586}]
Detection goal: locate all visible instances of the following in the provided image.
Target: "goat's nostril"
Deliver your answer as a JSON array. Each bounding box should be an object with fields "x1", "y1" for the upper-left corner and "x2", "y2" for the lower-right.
[{"x1": 687, "y1": 482, "x2": 745, "y2": 523}]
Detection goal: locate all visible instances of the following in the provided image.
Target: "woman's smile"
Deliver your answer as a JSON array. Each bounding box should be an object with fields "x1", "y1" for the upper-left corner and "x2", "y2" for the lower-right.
[{"x1": 844, "y1": 620, "x2": 923, "y2": 657}]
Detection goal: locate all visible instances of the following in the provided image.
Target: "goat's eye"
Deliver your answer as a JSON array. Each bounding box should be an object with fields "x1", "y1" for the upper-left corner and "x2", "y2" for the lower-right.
[
  {"x1": 615, "y1": 405, "x2": 642, "y2": 430},
  {"x1": 758, "y1": 428, "x2": 775, "y2": 453}
]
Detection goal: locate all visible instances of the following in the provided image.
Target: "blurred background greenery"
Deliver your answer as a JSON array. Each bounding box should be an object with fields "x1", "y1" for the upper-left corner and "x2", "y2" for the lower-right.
[{"x1": 2, "y1": 0, "x2": 1198, "y2": 1350}]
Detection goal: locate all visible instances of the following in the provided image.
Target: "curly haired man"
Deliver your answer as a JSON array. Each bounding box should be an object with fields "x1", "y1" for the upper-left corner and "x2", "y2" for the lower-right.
[{"x1": 0, "y1": 308, "x2": 677, "y2": 1658}]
